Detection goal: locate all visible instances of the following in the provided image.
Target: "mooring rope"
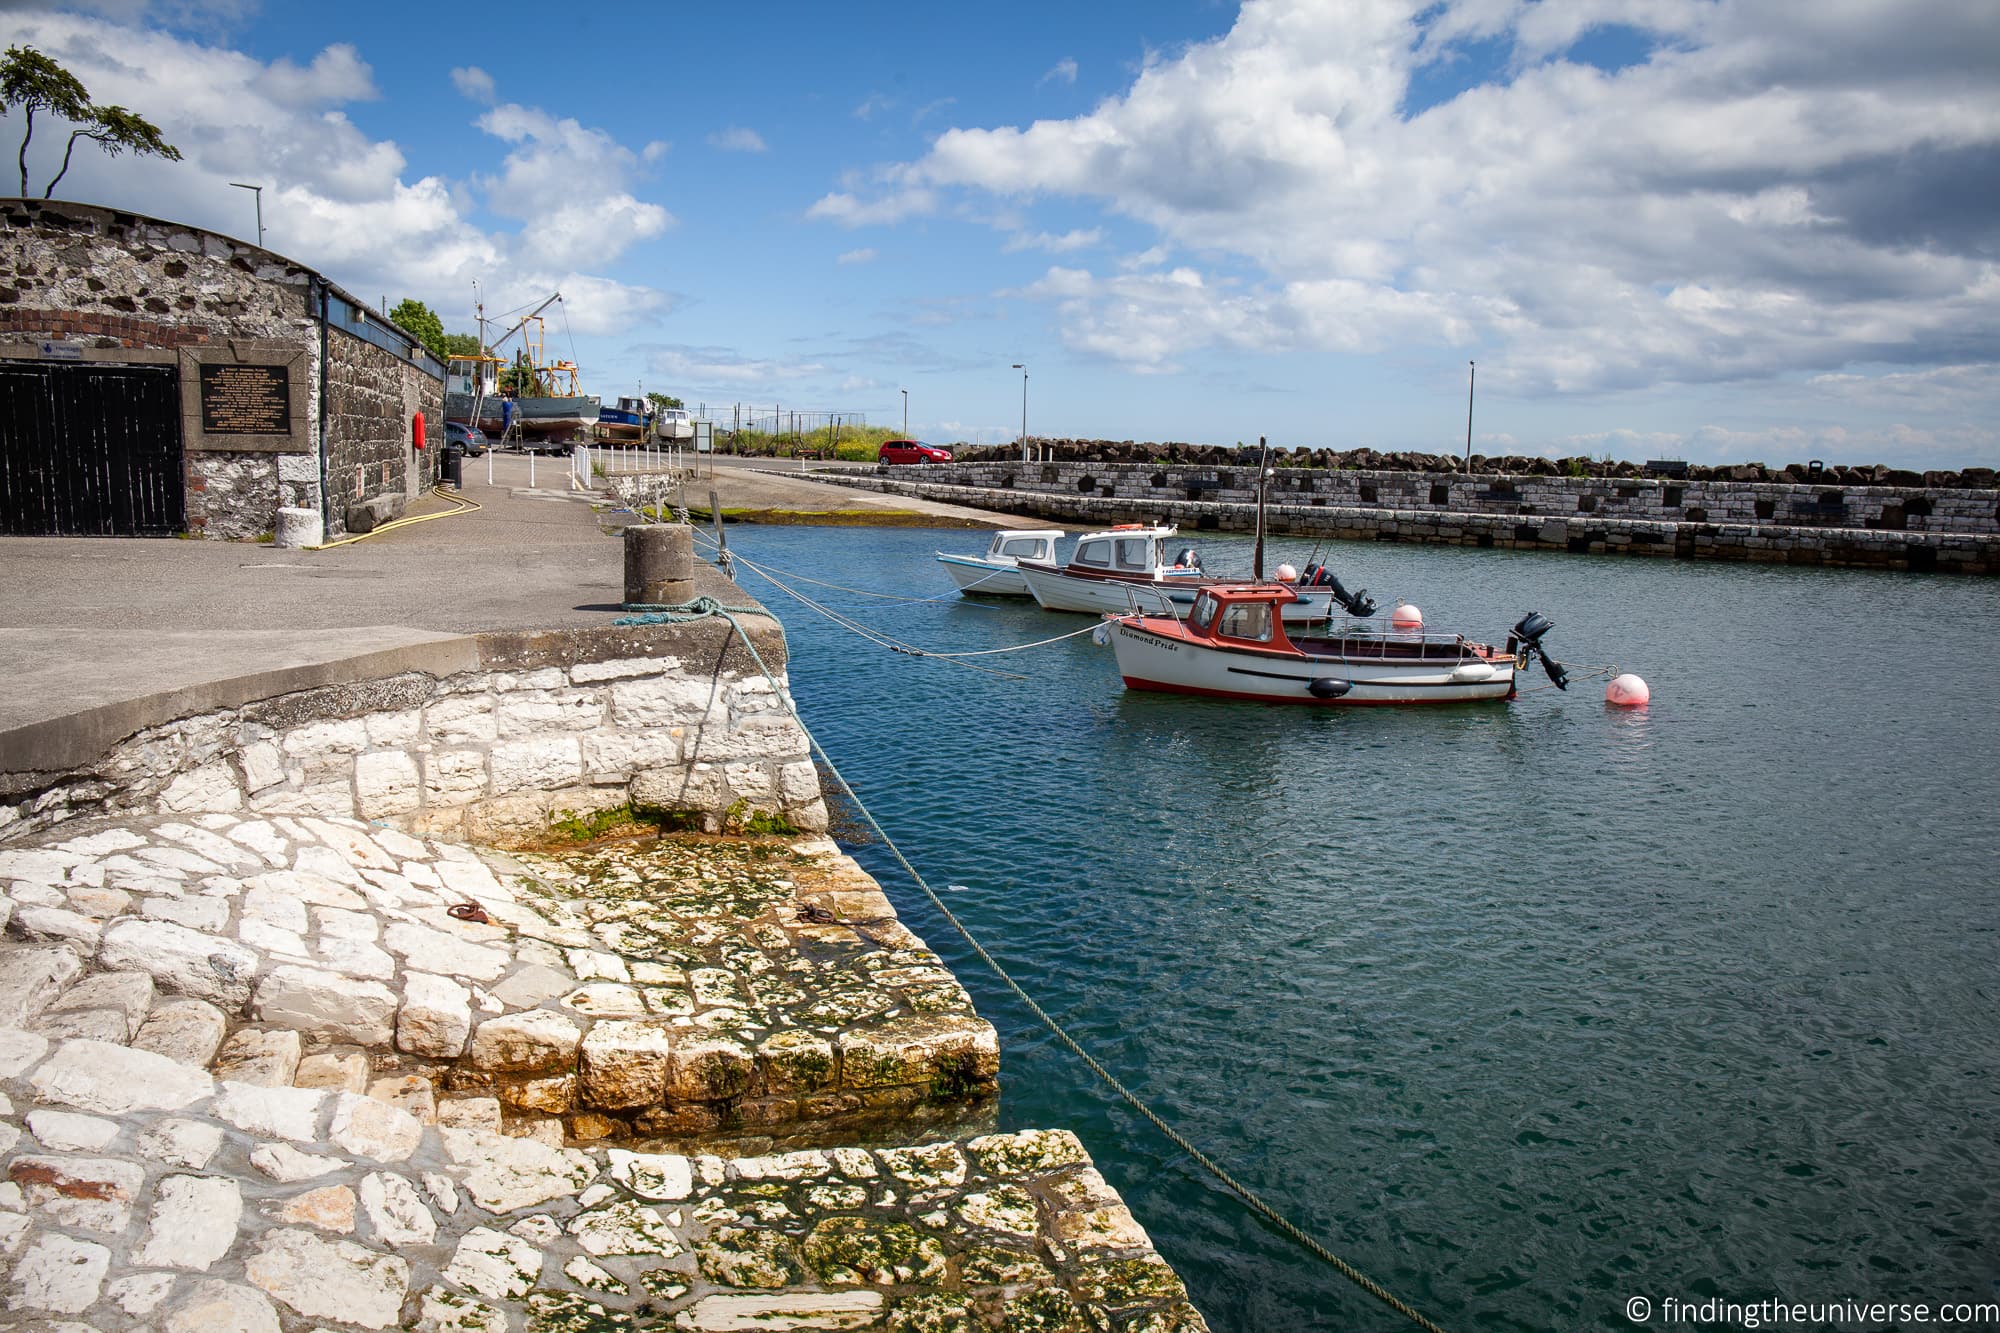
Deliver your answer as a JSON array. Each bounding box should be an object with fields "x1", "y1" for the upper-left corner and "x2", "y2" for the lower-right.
[
  {"x1": 626, "y1": 594, "x2": 1453, "y2": 1333},
  {"x1": 308, "y1": 483, "x2": 482, "y2": 550}
]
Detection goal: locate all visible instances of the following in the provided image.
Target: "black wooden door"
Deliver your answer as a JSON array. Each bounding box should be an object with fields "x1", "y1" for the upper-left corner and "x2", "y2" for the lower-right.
[{"x1": 0, "y1": 360, "x2": 184, "y2": 536}]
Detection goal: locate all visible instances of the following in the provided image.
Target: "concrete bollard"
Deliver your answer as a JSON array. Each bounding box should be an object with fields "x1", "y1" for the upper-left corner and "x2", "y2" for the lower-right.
[
  {"x1": 273, "y1": 506, "x2": 323, "y2": 549},
  {"x1": 624, "y1": 523, "x2": 694, "y2": 606}
]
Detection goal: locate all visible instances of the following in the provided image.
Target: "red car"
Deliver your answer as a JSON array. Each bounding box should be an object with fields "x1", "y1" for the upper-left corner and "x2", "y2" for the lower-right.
[{"x1": 878, "y1": 439, "x2": 953, "y2": 465}]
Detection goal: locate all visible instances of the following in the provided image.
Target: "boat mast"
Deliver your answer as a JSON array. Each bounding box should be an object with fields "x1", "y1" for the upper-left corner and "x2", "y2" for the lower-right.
[{"x1": 1252, "y1": 435, "x2": 1270, "y2": 580}]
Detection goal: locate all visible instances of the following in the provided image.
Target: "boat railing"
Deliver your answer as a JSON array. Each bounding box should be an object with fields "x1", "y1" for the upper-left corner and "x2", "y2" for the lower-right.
[
  {"x1": 1293, "y1": 625, "x2": 1482, "y2": 664},
  {"x1": 1117, "y1": 583, "x2": 1184, "y2": 622}
]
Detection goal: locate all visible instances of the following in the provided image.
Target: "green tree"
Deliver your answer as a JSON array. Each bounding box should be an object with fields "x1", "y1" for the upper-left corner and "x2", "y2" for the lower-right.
[
  {"x1": 2, "y1": 46, "x2": 181, "y2": 198},
  {"x1": 440, "y1": 331, "x2": 485, "y2": 358},
  {"x1": 646, "y1": 391, "x2": 684, "y2": 412},
  {"x1": 388, "y1": 298, "x2": 447, "y2": 361}
]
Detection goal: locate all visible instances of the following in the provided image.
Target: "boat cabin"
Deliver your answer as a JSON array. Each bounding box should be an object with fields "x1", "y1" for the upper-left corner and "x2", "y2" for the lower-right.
[
  {"x1": 984, "y1": 530, "x2": 1062, "y2": 564},
  {"x1": 1180, "y1": 585, "x2": 1299, "y2": 649},
  {"x1": 1064, "y1": 524, "x2": 1202, "y2": 579}
]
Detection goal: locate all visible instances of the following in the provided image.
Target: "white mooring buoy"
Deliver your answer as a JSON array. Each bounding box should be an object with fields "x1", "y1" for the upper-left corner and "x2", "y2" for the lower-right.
[
  {"x1": 1605, "y1": 673, "x2": 1651, "y2": 707},
  {"x1": 1390, "y1": 601, "x2": 1424, "y2": 629}
]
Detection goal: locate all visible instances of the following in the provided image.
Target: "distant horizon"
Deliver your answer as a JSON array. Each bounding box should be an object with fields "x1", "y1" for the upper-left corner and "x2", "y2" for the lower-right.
[{"x1": 3, "y1": 1, "x2": 1995, "y2": 469}]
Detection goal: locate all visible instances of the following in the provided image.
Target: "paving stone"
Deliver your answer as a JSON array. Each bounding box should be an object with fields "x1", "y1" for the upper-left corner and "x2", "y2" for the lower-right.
[
  {"x1": 245, "y1": 1227, "x2": 410, "y2": 1329},
  {"x1": 569, "y1": 1198, "x2": 681, "y2": 1257},
  {"x1": 29, "y1": 1006, "x2": 129, "y2": 1044},
  {"x1": 132, "y1": 998, "x2": 229, "y2": 1066},
  {"x1": 106, "y1": 1270, "x2": 177, "y2": 1317},
  {"x1": 141, "y1": 894, "x2": 231, "y2": 932},
  {"x1": 383, "y1": 921, "x2": 511, "y2": 982},
  {"x1": 316, "y1": 936, "x2": 397, "y2": 981},
  {"x1": 489, "y1": 963, "x2": 576, "y2": 1009},
  {"x1": 444, "y1": 1226, "x2": 543, "y2": 1302},
  {"x1": 360, "y1": 1171, "x2": 438, "y2": 1246},
  {"x1": 367, "y1": 1073, "x2": 437, "y2": 1123},
  {"x1": 579, "y1": 1019, "x2": 676, "y2": 1108},
  {"x1": 29, "y1": 1038, "x2": 214, "y2": 1115},
  {"x1": 8, "y1": 1231, "x2": 110, "y2": 1314},
  {"x1": 0, "y1": 1030, "x2": 48, "y2": 1078},
  {"x1": 8, "y1": 1154, "x2": 145, "y2": 1233},
  {"x1": 664, "y1": 1032, "x2": 755, "y2": 1104},
  {"x1": 213, "y1": 1027, "x2": 304, "y2": 1086},
  {"x1": 99, "y1": 919, "x2": 260, "y2": 1009},
  {"x1": 422, "y1": 1172, "x2": 460, "y2": 1215},
  {"x1": 0, "y1": 944, "x2": 84, "y2": 1027},
  {"x1": 213, "y1": 1081, "x2": 327, "y2": 1142},
  {"x1": 24, "y1": 1109, "x2": 120, "y2": 1152},
  {"x1": 441, "y1": 1127, "x2": 597, "y2": 1213},
  {"x1": 328, "y1": 1091, "x2": 424, "y2": 1162},
  {"x1": 397, "y1": 972, "x2": 472, "y2": 1058},
  {"x1": 312, "y1": 906, "x2": 380, "y2": 941},
  {"x1": 161, "y1": 1278, "x2": 283, "y2": 1333},
  {"x1": 10, "y1": 904, "x2": 105, "y2": 949},
  {"x1": 437, "y1": 1097, "x2": 504, "y2": 1132},
  {"x1": 607, "y1": 1148, "x2": 695, "y2": 1201},
  {"x1": 38, "y1": 969, "x2": 155, "y2": 1044},
  {"x1": 241, "y1": 886, "x2": 309, "y2": 932},
  {"x1": 673, "y1": 1291, "x2": 885, "y2": 1331},
  {"x1": 249, "y1": 1142, "x2": 351, "y2": 1183},
  {"x1": 135, "y1": 1117, "x2": 225, "y2": 1170},
  {"x1": 293, "y1": 1049, "x2": 370, "y2": 1093},
  {"x1": 253, "y1": 965, "x2": 397, "y2": 1045},
  {"x1": 277, "y1": 1183, "x2": 356, "y2": 1232},
  {"x1": 133, "y1": 1174, "x2": 241, "y2": 1271},
  {"x1": 468, "y1": 1009, "x2": 582, "y2": 1074}
]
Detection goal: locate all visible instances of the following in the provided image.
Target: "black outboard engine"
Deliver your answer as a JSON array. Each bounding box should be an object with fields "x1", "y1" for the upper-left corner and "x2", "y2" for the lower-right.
[
  {"x1": 1173, "y1": 547, "x2": 1204, "y2": 571},
  {"x1": 1303, "y1": 564, "x2": 1377, "y2": 617},
  {"x1": 1508, "y1": 612, "x2": 1567, "y2": 690}
]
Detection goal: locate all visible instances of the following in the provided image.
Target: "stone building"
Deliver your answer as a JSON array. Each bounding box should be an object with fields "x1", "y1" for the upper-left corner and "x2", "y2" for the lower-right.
[{"x1": 0, "y1": 198, "x2": 444, "y2": 540}]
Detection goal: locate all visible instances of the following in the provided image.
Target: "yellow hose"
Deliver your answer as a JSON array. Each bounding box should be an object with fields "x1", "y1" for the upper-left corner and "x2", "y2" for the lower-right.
[{"x1": 307, "y1": 484, "x2": 483, "y2": 550}]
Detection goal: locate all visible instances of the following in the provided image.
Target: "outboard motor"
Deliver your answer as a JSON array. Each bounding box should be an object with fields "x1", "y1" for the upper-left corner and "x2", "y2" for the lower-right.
[
  {"x1": 1173, "y1": 547, "x2": 1204, "y2": 571},
  {"x1": 1303, "y1": 563, "x2": 1376, "y2": 616},
  {"x1": 1508, "y1": 611, "x2": 1568, "y2": 690}
]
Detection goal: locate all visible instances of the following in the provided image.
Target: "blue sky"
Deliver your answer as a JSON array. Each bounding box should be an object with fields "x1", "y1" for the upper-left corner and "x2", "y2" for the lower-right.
[{"x1": 5, "y1": 1, "x2": 1998, "y2": 466}]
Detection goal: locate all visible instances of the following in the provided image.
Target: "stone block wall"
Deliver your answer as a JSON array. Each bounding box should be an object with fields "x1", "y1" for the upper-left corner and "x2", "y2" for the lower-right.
[
  {"x1": 0, "y1": 619, "x2": 826, "y2": 847},
  {"x1": 324, "y1": 327, "x2": 444, "y2": 536},
  {"x1": 831, "y1": 464, "x2": 2000, "y2": 574}
]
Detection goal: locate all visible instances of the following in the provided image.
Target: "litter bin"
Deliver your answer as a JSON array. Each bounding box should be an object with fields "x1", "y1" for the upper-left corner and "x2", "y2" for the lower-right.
[{"x1": 443, "y1": 440, "x2": 465, "y2": 489}]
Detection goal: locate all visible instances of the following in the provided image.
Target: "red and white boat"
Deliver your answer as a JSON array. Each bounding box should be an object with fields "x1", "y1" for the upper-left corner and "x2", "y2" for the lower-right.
[{"x1": 1103, "y1": 584, "x2": 1568, "y2": 705}]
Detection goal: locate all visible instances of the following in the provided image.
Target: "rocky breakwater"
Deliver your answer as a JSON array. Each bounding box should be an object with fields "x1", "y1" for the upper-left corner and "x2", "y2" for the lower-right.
[{"x1": 0, "y1": 811, "x2": 1210, "y2": 1328}]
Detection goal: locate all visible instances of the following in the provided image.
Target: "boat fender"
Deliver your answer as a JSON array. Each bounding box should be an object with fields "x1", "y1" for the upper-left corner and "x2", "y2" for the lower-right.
[
  {"x1": 1450, "y1": 662, "x2": 1497, "y2": 683},
  {"x1": 1308, "y1": 678, "x2": 1352, "y2": 699},
  {"x1": 1091, "y1": 621, "x2": 1112, "y2": 646}
]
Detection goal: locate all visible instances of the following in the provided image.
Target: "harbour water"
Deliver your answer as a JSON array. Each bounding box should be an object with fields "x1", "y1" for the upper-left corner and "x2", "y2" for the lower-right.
[{"x1": 723, "y1": 525, "x2": 2000, "y2": 1330}]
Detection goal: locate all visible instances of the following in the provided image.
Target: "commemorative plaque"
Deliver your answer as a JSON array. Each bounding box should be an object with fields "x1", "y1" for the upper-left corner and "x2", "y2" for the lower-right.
[{"x1": 199, "y1": 363, "x2": 291, "y2": 435}]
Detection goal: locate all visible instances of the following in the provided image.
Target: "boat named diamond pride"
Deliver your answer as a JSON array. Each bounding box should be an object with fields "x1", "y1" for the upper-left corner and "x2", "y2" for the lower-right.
[{"x1": 1103, "y1": 584, "x2": 1570, "y2": 705}]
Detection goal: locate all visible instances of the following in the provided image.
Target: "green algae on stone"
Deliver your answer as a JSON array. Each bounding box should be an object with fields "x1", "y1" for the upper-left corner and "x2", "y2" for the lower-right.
[
  {"x1": 1002, "y1": 1287, "x2": 1093, "y2": 1332},
  {"x1": 953, "y1": 1185, "x2": 1041, "y2": 1239},
  {"x1": 887, "y1": 1291, "x2": 982, "y2": 1333},
  {"x1": 1119, "y1": 1304, "x2": 1214, "y2": 1332},
  {"x1": 801, "y1": 1216, "x2": 947, "y2": 1285},
  {"x1": 568, "y1": 1199, "x2": 683, "y2": 1258},
  {"x1": 957, "y1": 1245, "x2": 1057, "y2": 1288},
  {"x1": 637, "y1": 1267, "x2": 691, "y2": 1302},
  {"x1": 1069, "y1": 1255, "x2": 1189, "y2": 1309},
  {"x1": 419, "y1": 1286, "x2": 511, "y2": 1333},
  {"x1": 968, "y1": 1130, "x2": 1089, "y2": 1177},
  {"x1": 695, "y1": 1225, "x2": 805, "y2": 1288},
  {"x1": 561, "y1": 1255, "x2": 629, "y2": 1295},
  {"x1": 877, "y1": 1143, "x2": 969, "y2": 1192},
  {"x1": 523, "y1": 1290, "x2": 634, "y2": 1333}
]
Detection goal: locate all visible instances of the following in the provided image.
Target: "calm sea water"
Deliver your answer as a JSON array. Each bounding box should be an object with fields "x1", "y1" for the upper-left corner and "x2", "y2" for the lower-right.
[{"x1": 721, "y1": 525, "x2": 2000, "y2": 1332}]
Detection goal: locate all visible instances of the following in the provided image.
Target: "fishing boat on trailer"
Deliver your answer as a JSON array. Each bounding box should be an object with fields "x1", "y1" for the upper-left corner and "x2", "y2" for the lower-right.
[
  {"x1": 1015, "y1": 523, "x2": 1351, "y2": 622},
  {"x1": 936, "y1": 529, "x2": 1067, "y2": 597},
  {"x1": 596, "y1": 395, "x2": 650, "y2": 441},
  {"x1": 1103, "y1": 584, "x2": 1570, "y2": 705}
]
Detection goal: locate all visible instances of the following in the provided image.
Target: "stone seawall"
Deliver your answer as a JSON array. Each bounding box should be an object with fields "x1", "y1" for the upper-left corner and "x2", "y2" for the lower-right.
[
  {"x1": 825, "y1": 462, "x2": 2000, "y2": 574},
  {"x1": 0, "y1": 614, "x2": 825, "y2": 847}
]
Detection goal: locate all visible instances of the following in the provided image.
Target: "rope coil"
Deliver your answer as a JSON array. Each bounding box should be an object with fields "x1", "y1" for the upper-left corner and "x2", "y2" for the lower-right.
[{"x1": 643, "y1": 592, "x2": 1451, "y2": 1333}]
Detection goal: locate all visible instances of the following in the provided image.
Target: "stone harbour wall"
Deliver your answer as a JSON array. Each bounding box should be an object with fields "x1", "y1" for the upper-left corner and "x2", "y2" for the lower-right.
[
  {"x1": 831, "y1": 463, "x2": 2000, "y2": 574},
  {"x1": 324, "y1": 326, "x2": 444, "y2": 538},
  {"x1": 1, "y1": 619, "x2": 826, "y2": 847}
]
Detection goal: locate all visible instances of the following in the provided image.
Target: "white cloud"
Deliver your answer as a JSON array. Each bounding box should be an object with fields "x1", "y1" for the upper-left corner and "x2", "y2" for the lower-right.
[
  {"x1": 853, "y1": 92, "x2": 893, "y2": 121},
  {"x1": 254, "y1": 43, "x2": 376, "y2": 105},
  {"x1": 818, "y1": 0, "x2": 2000, "y2": 396},
  {"x1": 1041, "y1": 57, "x2": 1078, "y2": 86},
  {"x1": 836, "y1": 248, "x2": 877, "y2": 265},
  {"x1": 1002, "y1": 227, "x2": 1104, "y2": 254},
  {"x1": 648, "y1": 344, "x2": 828, "y2": 390},
  {"x1": 450, "y1": 65, "x2": 496, "y2": 104},
  {"x1": 0, "y1": 10, "x2": 670, "y2": 338},
  {"x1": 709, "y1": 126, "x2": 767, "y2": 153}
]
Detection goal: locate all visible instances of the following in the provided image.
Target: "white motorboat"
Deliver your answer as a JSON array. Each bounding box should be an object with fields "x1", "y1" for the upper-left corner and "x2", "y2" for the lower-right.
[
  {"x1": 936, "y1": 529, "x2": 1067, "y2": 597},
  {"x1": 1104, "y1": 586, "x2": 1571, "y2": 705},
  {"x1": 1016, "y1": 524, "x2": 1344, "y2": 622}
]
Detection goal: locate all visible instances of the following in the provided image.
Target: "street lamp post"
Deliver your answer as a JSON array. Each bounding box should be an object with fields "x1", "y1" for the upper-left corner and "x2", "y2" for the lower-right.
[
  {"x1": 1011, "y1": 364, "x2": 1028, "y2": 464},
  {"x1": 901, "y1": 389, "x2": 908, "y2": 437},
  {"x1": 229, "y1": 182, "x2": 264, "y2": 248},
  {"x1": 1463, "y1": 361, "x2": 1476, "y2": 473}
]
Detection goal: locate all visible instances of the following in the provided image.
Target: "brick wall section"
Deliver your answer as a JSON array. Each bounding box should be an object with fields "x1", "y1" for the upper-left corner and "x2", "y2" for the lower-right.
[{"x1": 323, "y1": 327, "x2": 444, "y2": 533}]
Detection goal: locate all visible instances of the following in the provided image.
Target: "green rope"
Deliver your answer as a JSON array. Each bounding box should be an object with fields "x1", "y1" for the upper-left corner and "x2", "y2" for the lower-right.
[
  {"x1": 615, "y1": 596, "x2": 773, "y2": 626},
  {"x1": 652, "y1": 597, "x2": 1453, "y2": 1333}
]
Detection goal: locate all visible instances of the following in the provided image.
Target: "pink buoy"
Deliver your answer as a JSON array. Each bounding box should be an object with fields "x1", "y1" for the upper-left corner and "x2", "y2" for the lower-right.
[
  {"x1": 1390, "y1": 601, "x2": 1423, "y2": 629},
  {"x1": 1275, "y1": 563, "x2": 1298, "y2": 583},
  {"x1": 1605, "y1": 673, "x2": 1650, "y2": 707}
]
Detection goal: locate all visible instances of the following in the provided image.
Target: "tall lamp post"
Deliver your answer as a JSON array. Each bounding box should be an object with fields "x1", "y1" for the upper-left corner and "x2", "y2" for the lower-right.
[
  {"x1": 229, "y1": 182, "x2": 264, "y2": 248},
  {"x1": 1011, "y1": 363, "x2": 1028, "y2": 463},
  {"x1": 901, "y1": 389, "x2": 908, "y2": 437}
]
